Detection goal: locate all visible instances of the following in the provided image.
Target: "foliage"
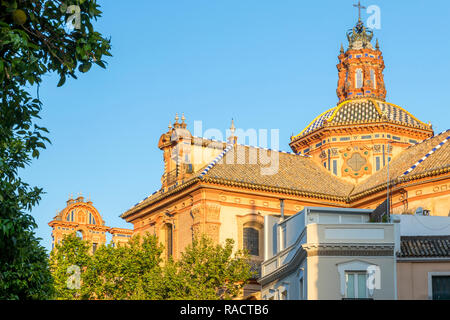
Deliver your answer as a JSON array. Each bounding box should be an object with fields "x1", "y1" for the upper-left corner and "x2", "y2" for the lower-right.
[
  {"x1": 82, "y1": 234, "x2": 164, "y2": 300},
  {"x1": 0, "y1": 226, "x2": 54, "y2": 299},
  {"x1": 164, "y1": 235, "x2": 254, "y2": 300},
  {"x1": 49, "y1": 233, "x2": 254, "y2": 300},
  {"x1": 0, "y1": 0, "x2": 110, "y2": 299},
  {"x1": 49, "y1": 233, "x2": 91, "y2": 299}
]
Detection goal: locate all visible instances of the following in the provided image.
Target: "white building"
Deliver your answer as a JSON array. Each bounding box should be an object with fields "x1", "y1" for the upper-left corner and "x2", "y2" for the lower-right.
[
  {"x1": 259, "y1": 207, "x2": 450, "y2": 300},
  {"x1": 259, "y1": 207, "x2": 397, "y2": 300}
]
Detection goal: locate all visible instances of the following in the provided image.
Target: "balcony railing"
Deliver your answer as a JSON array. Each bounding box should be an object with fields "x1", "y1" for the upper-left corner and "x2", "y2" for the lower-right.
[
  {"x1": 165, "y1": 170, "x2": 177, "y2": 185},
  {"x1": 164, "y1": 164, "x2": 193, "y2": 185}
]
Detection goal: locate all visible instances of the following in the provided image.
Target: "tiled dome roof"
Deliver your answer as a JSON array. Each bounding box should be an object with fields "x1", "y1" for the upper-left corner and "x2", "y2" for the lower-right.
[
  {"x1": 332, "y1": 100, "x2": 379, "y2": 123},
  {"x1": 293, "y1": 98, "x2": 428, "y2": 139}
]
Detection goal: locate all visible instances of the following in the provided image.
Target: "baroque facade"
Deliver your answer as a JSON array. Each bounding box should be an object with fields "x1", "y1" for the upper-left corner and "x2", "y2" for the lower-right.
[
  {"x1": 115, "y1": 17, "x2": 450, "y2": 297},
  {"x1": 49, "y1": 195, "x2": 132, "y2": 253}
]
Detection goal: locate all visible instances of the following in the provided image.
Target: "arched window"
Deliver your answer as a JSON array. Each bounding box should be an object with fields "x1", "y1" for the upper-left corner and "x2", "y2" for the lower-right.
[
  {"x1": 355, "y1": 69, "x2": 363, "y2": 88},
  {"x1": 88, "y1": 212, "x2": 96, "y2": 225},
  {"x1": 165, "y1": 223, "x2": 173, "y2": 259},
  {"x1": 370, "y1": 69, "x2": 376, "y2": 89},
  {"x1": 76, "y1": 230, "x2": 83, "y2": 239},
  {"x1": 243, "y1": 227, "x2": 259, "y2": 256},
  {"x1": 66, "y1": 210, "x2": 75, "y2": 222}
]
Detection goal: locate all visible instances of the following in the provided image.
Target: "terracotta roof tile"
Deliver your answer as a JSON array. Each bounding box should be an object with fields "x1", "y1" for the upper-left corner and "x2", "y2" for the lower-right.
[
  {"x1": 377, "y1": 101, "x2": 424, "y2": 127},
  {"x1": 398, "y1": 236, "x2": 450, "y2": 258},
  {"x1": 122, "y1": 131, "x2": 449, "y2": 218},
  {"x1": 293, "y1": 98, "x2": 429, "y2": 140},
  {"x1": 332, "y1": 99, "x2": 380, "y2": 123},
  {"x1": 203, "y1": 145, "x2": 354, "y2": 197},
  {"x1": 351, "y1": 132, "x2": 450, "y2": 197}
]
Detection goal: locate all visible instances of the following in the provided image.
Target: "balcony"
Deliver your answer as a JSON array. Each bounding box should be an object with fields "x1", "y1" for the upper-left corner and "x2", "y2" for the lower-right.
[
  {"x1": 164, "y1": 164, "x2": 193, "y2": 186},
  {"x1": 165, "y1": 170, "x2": 177, "y2": 185},
  {"x1": 261, "y1": 223, "x2": 395, "y2": 279}
]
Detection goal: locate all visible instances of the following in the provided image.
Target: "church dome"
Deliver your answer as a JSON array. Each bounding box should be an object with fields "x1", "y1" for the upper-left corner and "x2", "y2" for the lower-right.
[{"x1": 293, "y1": 98, "x2": 430, "y2": 139}]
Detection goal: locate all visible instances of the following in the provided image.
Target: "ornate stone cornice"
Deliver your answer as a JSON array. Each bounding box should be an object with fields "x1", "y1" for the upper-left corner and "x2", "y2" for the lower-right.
[
  {"x1": 122, "y1": 164, "x2": 450, "y2": 221},
  {"x1": 302, "y1": 243, "x2": 394, "y2": 257},
  {"x1": 291, "y1": 119, "x2": 432, "y2": 147},
  {"x1": 121, "y1": 177, "x2": 199, "y2": 219},
  {"x1": 201, "y1": 177, "x2": 346, "y2": 202}
]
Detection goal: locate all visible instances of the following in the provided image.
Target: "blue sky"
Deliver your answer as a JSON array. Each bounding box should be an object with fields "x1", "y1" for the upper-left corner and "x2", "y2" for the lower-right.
[{"x1": 21, "y1": 0, "x2": 450, "y2": 252}]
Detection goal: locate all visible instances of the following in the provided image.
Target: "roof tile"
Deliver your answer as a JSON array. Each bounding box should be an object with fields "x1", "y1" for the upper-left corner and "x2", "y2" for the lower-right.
[
  {"x1": 398, "y1": 236, "x2": 450, "y2": 258},
  {"x1": 204, "y1": 144, "x2": 354, "y2": 197}
]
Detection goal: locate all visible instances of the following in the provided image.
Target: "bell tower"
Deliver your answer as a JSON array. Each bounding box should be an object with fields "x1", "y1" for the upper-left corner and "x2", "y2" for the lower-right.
[
  {"x1": 290, "y1": 2, "x2": 434, "y2": 183},
  {"x1": 158, "y1": 113, "x2": 193, "y2": 188},
  {"x1": 336, "y1": 18, "x2": 386, "y2": 102}
]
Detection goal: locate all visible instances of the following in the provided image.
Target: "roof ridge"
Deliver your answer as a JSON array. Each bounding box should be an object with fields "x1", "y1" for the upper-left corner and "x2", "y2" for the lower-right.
[
  {"x1": 292, "y1": 106, "x2": 337, "y2": 139},
  {"x1": 123, "y1": 140, "x2": 314, "y2": 216},
  {"x1": 400, "y1": 131, "x2": 450, "y2": 177},
  {"x1": 121, "y1": 177, "x2": 199, "y2": 218},
  {"x1": 192, "y1": 136, "x2": 310, "y2": 157},
  {"x1": 293, "y1": 98, "x2": 431, "y2": 141},
  {"x1": 198, "y1": 143, "x2": 234, "y2": 178},
  {"x1": 348, "y1": 129, "x2": 450, "y2": 199},
  {"x1": 401, "y1": 235, "x2": 450, "y2": 239},
  {"x1": 326, "y1": 98, "x2": 355, "y2": 122},
  {"x1": 198, "y1": 143, "x2": 313, "y2": 180},
  {"x1": 407, "y1": 129, "x2": 450, "y2": 149},
  {"x1": 192, "y1": 135, "x2": 226, "y2": 143},
  {"x1": 380, "y1": 100, "x2": 429, "y2": 127},
  {"x1": 367, "y1": 98, "x2": 383, "y2": 118},
  {"x1": 233, "y1": 143, "x2": 312, "y2": 157}
]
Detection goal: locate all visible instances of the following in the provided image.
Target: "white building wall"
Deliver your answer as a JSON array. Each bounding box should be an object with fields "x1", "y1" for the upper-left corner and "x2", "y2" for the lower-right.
[{"x1": 260, "y1": 207, "x2": 396, "y2": 300}]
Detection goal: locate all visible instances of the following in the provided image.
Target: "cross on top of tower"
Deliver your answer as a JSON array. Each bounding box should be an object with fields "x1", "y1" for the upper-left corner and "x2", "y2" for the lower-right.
[{"x1": 353, "y1": 1, "x2": 366, "y2": 21}]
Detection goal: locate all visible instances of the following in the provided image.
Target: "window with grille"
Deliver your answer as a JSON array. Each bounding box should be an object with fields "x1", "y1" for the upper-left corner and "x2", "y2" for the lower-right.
[{"x1": 243, "y1": 227, "x2": 259, "y2": 256}]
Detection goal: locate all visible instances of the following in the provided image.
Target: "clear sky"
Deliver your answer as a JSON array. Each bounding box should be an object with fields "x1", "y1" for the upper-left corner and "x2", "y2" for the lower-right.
[{"x1": 21, "y1": 0, "x2": 450, "y2": 252}]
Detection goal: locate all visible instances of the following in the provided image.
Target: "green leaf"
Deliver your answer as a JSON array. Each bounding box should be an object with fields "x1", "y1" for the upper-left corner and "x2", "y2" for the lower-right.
[
  {"x1": 79, "y1": 62, "x2": 92, "y2": 73},
  {"x1": 95, "y1": 60, "x2": 106, "y2": 69},
  {"x1": 0, "y1": 0, "x2": 111, "y2": 300},
  {"x1": 57, "y1": 75, "x2": 66, "y2": 87},
  {"x1": 60, "y1": 3, "x2": 68, "y2": 13}
]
